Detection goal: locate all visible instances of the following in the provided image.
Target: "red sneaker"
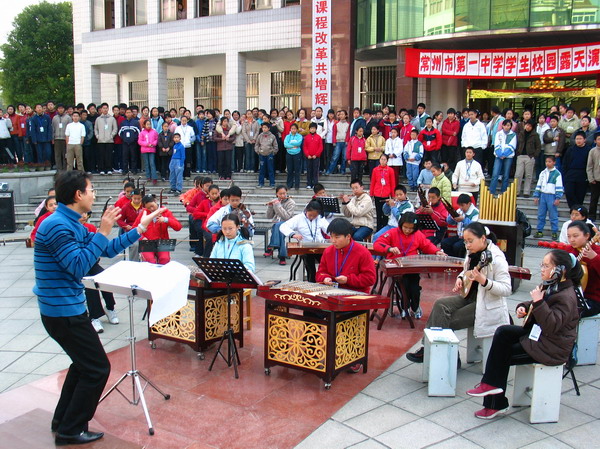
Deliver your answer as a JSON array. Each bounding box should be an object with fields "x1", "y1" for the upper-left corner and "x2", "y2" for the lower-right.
[
  {"x1": 466, "y1": 382, "x2": 504, "y2": 397},
  {"x1": 278, "y1": 259, "x2": 286, "y2": 266},
  {"x1": 474, "y1": 407, "x2": 509, "y2": 420},
  {"x1": 263, "y1": 249, "x2": 273, "y2": 257}
]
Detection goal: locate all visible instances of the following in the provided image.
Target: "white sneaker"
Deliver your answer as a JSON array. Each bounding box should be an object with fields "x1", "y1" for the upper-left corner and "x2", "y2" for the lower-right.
[
  {"x1": 107, "y1": 170, "x2": 113, "y2": 175},
  {"x1": 106, "y1": 309, "x2": 119, "y2": 324},
  {"x1": 414, "y1": 306, "x2": 423, "y2": 319},
  {"x1": 99, "y1": 171, "x2": 105, "y2": 175},
  {"x1": 91, "y1": 318, "x2": 104, "y2": 333}
]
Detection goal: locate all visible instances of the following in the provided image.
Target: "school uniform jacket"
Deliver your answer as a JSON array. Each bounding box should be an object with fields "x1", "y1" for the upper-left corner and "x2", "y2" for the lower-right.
[
  {"x1": 210, "y1": 233, "x2": 255, "y2": 273},
  {"x1": 133, "y1": 208, "x2": 182, "y2": 240},
  {"x1": 416, "y1": 201, "x2": 448, "y2": 239},
  {"x1": 370, "y1": 165, "x2": 396, "y2": 197},
  {"x1": 315, "y1": 240, "x2": 376, "y2": 294},
  {"x1": 341, "y1": 193, "x2": 375, "y2": 229},
  {"x1": 418, "y1": 127, "x2": 442, "y2": 152},
  {"x1": 373, "y1": 228, "x2": 437, "y2": 257}
]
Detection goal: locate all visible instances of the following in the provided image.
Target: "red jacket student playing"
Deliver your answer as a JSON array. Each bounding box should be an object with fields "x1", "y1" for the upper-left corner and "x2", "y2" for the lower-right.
[
  {"x1": 133, "y1": 195, "x2": 182, "y2": 265},
  {"x1": 316, "y1": 218, "x2": 376, "y2": 294},
  {"x1": 117, "y1": 190, "x2": 144, "y2": 231},
  {"x1": 416, "y1": 187, "x2": 448, "y2": 243}
]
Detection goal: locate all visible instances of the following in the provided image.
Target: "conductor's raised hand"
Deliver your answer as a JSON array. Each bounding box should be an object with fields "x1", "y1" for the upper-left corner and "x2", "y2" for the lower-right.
[
  {"x1": 139, "y1": 207, "x2": 167, "y2": 228},
  {"x1": 99, "y1": 206, "x2": 122, "y2": 237}
]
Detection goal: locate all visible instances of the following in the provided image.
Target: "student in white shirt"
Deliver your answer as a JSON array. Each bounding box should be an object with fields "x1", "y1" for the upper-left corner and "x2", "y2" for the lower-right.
[
  {"x1": 280, "y1": 200, "x2": 330, "y2": 282},
  {"x1": 64, "y1": 111, "x2": 86, "y2": 171},
  {"x1": 174, "y1": 116, "x2": 196, "y2": 178},
  {"x1": 559, "y1": 205, "x2": 597, "y2": 244},
  {"x1": 461, "y1": 108, "x2": 488, "y2": 168},
  {"x1": 452, "y1": 147, "x2": 485, "y2": 202},
  {"x1": 384, "y1": 127, "x2": 404, "y2": 186}
]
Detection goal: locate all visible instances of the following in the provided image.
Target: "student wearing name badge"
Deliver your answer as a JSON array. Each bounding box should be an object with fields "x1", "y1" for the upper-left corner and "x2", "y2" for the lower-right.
[
  {"x1": 346, "y1": 126, "x2": 367, "y2": 184},
  {"x1": 210, "y1": 213, "x2": 255, "y2": 273},
  {"x1": 370, "y1": 154, "x2": 396, "y2": 231},
  {"x1": 453, "y1": 147, "x2": 484, "y2": 202}
]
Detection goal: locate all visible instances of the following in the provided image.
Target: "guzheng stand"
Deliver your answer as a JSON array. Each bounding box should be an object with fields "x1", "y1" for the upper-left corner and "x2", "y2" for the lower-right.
[
  {"x1": 195, "y1": 258, "x2": 260, "y2": 379},
  {"x1": 84, "y1": 281, "x2": 170, "y2": 436}
]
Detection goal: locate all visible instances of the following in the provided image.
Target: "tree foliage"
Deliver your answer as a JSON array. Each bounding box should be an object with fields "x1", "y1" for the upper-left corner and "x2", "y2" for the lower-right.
[{"x1": 0, "y1": 2, "x2": 74, "y2": 106}]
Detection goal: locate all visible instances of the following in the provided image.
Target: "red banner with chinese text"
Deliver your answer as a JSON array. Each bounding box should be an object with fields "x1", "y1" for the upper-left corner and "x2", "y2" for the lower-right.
[
  {"x1": 312, "y1": 0, "x2": 331, "y2": 110},
  {"x1": 405, "y1": 43, "x2": 600, "y2": 79}
]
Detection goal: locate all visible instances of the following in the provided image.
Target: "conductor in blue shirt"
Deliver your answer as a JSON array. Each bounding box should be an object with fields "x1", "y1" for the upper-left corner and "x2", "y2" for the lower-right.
[{"x1": 33, "y1": 171, "x2": 163, "y2": 446}]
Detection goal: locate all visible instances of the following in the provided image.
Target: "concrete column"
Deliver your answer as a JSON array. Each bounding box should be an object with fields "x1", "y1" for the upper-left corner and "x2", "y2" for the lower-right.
[
  {"x1": 76, "y1": 65, "x2": 101, "y2": 105},
  {"x1": 272, "y1": 0, "x2": 283, "y2": 8},
  {"x1": 225, "y1": 0, "x2": 237, "y2": 15},
  {"x1": 114, "y1": 0, "x2": 124, "y2": 28},
  {"x1": 224, "y1": 52, "x2": 246, "y2": 111},
  {"x1": 147, "y1": 0, "x2": 160, "y2": 24},
  {"x1": 187, "y1": 0, "x2": 195, "y2": 18},
  {"x1": 148, "y1": 59, "x2": 167, "y2": 107},
  {"x1": 396, "y1": 46, "x2": 417, "y2": 109}
]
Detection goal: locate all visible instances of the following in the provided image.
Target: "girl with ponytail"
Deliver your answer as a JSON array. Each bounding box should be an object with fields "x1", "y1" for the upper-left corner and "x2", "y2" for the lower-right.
[{"x1": 466, "y1": 249, "x2": 581, "y2": 420}]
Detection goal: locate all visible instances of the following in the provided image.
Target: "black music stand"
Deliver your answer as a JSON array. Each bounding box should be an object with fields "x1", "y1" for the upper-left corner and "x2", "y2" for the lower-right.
[
  {"x1": 416, "y1": 214, "x2": 440, "y2": 231},
  {"x1": 193, "y1": 258, "x2": 260, "y2": 378},
  {"x1": 317, "y1": 196, "x2": 340, "y2": 214}
]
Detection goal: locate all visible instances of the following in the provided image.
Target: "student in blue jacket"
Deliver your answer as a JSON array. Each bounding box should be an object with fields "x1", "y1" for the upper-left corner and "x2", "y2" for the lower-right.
[
  {"x1": 28, "y1": 104, "x2": 53, "y2": 163},
  {"x1": 210, "y1": 213, "x2": 256, "y2": 273},
  {"x1": 284, "y1": 123, "x2": 303, "y2": 192},
  {"x1": 33, "y1": 171, "x2": 164, "y2": 445}
]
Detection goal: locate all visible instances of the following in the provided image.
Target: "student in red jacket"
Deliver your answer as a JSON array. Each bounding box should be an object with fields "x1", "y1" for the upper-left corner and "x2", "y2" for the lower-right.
[
  {"x1": 134, "y1": 194, "x2": 182, "y2": 264},
  {"x1": 346, "y1": 126, "x2": 367, "y2": 184},
  {"x1": 30, "y1": 196, "x2": 57, "y2": 242},
  {"x1": 370, "y1": 154, "x2": 396, "y2": 231},
  {"x1": 374, "y1": 212, "x2": 445, "y2": 318},
  {"x1": 416, "y1": 187, "x2": 448, "y2": 244},
  {"x1": 114, "y1": 181, "x2": 135, "y2": 209},
  {"x1": 303, "y1": 122, "x2": 324, "y2": 189},
  {"x1": 192, "y1": 184, "x2": 220, "y2": 256},
  {"x1": 316, "y1": 217, "x2": 376, "y2": 294},
  {"x1": 399, "y1": 113, "x2": 416, "y2": 147},
  {"x1": 378, "y1": 110, "x2": 401, "y2": 139},
  {"x1": 117, "y1": 189, "x2": 143, "y2": 260},
  {"x1": 418, "y1": 116, "x2": 443, "y2": 164},
  {"x1": 441, "y1": 108, "x2": 461, "y2": 169}
]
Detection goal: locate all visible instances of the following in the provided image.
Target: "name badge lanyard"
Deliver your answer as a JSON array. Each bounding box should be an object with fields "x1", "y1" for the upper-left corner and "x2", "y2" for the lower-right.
[
  {"x1": 465, "y1": 161, "x2": 472, "y2": 181},
  {"x1": 226, "y1": 236, "x2": 238, "y2": 259},
  {"x1": 335, "y1": 242, "x2": 355, "y2": 277},
  {"x1": 305, "y1": 217, "x2": 317, "y2": 242},
  {"x1": 398, "y1": 234, "x2": 414, "y2": 257}
]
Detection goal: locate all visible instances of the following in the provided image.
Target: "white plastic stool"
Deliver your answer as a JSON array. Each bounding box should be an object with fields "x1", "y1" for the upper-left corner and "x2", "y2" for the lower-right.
[
  {"x1": 422, "y1": 328, "x2": 460, "y2": 397},
  {"x1": 576, "y1": 315, "x2": 600, "y2": 366},
  {"x1": 466, "y1": 327, "x2": 493, "y2": 374},
  {"x1": 512, "y1": 363, "x2": 564, "y2": 423}
]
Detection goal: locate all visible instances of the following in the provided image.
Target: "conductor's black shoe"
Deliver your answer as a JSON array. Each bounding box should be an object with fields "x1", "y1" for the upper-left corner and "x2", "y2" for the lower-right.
[
  {"x1": 51, "y1": 419, "x2": 60, "y2": 432},
  {"x1": 55, "y1": 431, "x2": 104, "y2": 446},
  {"x1": 406, "y1": 347, "x2": 424, "y2": 363}
]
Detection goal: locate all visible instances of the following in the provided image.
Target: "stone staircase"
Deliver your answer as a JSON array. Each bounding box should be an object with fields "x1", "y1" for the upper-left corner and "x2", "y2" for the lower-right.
[{"x1": 17, "y1": 172, "x2": 584, "y2": 245}]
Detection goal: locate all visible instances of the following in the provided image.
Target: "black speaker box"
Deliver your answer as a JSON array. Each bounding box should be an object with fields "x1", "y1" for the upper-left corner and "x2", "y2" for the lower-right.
[{"x1": 0, "y1": 191, "x2": 16, "y2": 233}]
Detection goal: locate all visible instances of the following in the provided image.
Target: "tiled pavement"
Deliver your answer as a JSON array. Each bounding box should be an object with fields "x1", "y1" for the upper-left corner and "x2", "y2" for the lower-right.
[{"x1": 1, "y1": 228, "x2": 599, "y2": 448}]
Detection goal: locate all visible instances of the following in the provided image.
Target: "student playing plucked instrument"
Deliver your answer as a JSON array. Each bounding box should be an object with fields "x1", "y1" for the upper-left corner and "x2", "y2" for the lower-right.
[{"x1": 265, "y1": 185, "x2": 296, "y2": 265}]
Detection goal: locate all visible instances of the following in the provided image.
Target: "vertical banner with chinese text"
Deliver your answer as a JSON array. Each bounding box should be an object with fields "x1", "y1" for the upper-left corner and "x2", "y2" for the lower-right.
[{"x1": 312, "y1": 0, "x2": 331, "y2": 110}]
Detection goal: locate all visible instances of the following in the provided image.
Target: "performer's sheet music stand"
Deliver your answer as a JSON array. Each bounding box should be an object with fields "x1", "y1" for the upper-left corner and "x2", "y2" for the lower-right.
[
  {"x1": 193, "y1": 258, "x2": 260, "y2": 378},
  {"x1": 138, "y1": 239, "x2": 177, "y2": 253},
  {"x1": 317, "y1": 196, "x2": 341, "y2": 214},
  {"x1": 82, "y1": 279, "x2": 170, "y2": 436},
  {"x1": 416, "y1": 214, "x2": 440, "y2": 232}
]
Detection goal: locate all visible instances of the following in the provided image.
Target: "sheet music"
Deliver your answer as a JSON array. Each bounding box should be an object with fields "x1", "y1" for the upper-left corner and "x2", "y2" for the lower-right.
[{"x1": 87, "y1": 260, "x2": 190, "y2": 326}]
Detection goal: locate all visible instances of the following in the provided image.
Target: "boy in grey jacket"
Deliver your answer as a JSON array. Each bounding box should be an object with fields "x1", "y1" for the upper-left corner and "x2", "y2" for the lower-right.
[{"x1": 255, "y1": 122, "x2": 278, "y2": 188}]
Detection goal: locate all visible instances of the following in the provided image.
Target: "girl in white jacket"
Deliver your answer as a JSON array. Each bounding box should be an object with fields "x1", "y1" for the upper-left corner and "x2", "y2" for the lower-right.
[{"x1": 385, "y1": 128, "x2": 404, "y2": 186}]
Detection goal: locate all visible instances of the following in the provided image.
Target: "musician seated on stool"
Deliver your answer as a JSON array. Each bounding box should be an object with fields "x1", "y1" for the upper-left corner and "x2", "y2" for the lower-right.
[
  {"x1": 316, "y1": 218, "x2": 377, "y2": 294},
  {"x1": 566, "y1": 221, "x2": 600, "y2": 317},
  {"x1": 117, "y1": 188, "x2": 144, "y2": 261},
  {"x1": 207, "y1": 185, "x2": 254, "y2": 237},
  {"x1": 373, "y1": 212, "x2": 445, "y2": 319},
  {"x1": 559, "y1": 205, "x2": 597, "y2": 244},
  {"x1": 265, "y1": 185, "x2": 296, "y2": 265},
  {"x1": 406, "y1": 222, "x2": 511, "y2": 365},
  {"x1": 134, "y1": 194, "x2": 182, "y2": 265},
  {"x1": 192, "y1": 184, "x2": 220, "y2": 257},
  {"x1": 441, "y1": 194, "x2": 479, "y2": 258},
  {"x1": 280, "y1": 200, "x2": 330, "y2": 282},
  {"x1": 416, "y1": 187, "x2": 448, "y2": 245},
  {"x1": 340, "y1": 179, "x2": 375, "y2": 242},
  {"x1": 466, "y1": 250, "x2": 580, "y2": 420},
  {"x1": 316, "y1": 217, "x2": 376, "y2": 373},
  {"x1": 372, "y1": 184, "x2": 415, "y2": 243},
  {"x1": 210, "y1": 213, "x2": 255, "y2": 272},
  {"x1": 312, "y1": 183, "x2": 334, "y2": 222},
  {"x1": 202, "y1": 188, "x2": 229, "y2": 257}
]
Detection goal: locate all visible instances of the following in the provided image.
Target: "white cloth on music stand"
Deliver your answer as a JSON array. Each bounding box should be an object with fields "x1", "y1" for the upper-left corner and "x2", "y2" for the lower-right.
[{"x1": 89, "y1": 260, "x2": 190, "y2": 326}]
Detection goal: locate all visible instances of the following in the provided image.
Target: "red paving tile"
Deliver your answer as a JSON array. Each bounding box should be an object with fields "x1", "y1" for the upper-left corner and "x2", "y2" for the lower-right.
[{"x1": 0, "y1": 275, "x2": 456, "y2": 449}]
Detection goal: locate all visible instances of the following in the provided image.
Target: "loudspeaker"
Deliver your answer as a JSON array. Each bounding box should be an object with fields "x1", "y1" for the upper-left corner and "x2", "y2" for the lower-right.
[{"x1": 0, "y1": 191, "x2": 16, "y2": 233}]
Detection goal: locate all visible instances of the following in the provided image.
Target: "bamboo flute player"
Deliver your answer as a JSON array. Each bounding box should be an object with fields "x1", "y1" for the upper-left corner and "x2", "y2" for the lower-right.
[{"x1": 33, "y1": 171, "x2": 164, "y2": 446}]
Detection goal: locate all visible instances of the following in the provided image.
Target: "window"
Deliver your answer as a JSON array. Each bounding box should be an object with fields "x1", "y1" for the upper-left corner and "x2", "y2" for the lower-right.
[
  {"x1": 246, "y1": 73, "x2": 260, "y2": 110},
  {"x1": 529, "y1": 0, "x2": 570, "y2": 27},
  {"x1": 424, "y1": 0, "x2": 454, "y2": 36},
  {"x1": 210, "y1": 0, "x2": 226, "y2": 15},
  {"x1": 168, "y1": 78, "x2": 185, "y2": 111},
  {"x1": 491, "y1": 0, "x2": 529, "y2": 29},
  {"x1": 270, "y1": 71, "x2": 300, "y2": 112},
  {"x1": 194, "y1": 75, "x2": 222, "y2": 110},
  {"x1": 196, "y1": 0, "x2": 209, "y2": 16},
  {"x1": 283, "y1": 0, "x2": 301, "y2": 6},
  {"x1": 124, "y1": 0, "x2": 147, "y2": 26},
  {"x1": 359, "y1": 66, "x2": 396, "y2": 111},
  {"x1": 455, "y1": 0, "x2": 490, "y2": 31},
  {"x1": 162, "y1": 0, "x2": 186, "y2": 21},
  {"x1": 241, "y1": 0, "x2": 272, "y2": 12},
  {"x1": 92, "y1": 0, "x2": 115, "y2": 30},
  {"x1": 572, "y1": 0, "x2": 600, "y2": 24},
  {"x1": 129, "y1": 80, "x2": 148, "y2": 109}
]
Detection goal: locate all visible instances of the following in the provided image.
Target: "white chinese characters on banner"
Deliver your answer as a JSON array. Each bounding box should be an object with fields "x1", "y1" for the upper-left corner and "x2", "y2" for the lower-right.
[
  {"x1": 414, "y1": 44, "x2": 600, "y2": 78},
  {"x1": 312, "y1": 0, "x2": 331, "y2": 110}
]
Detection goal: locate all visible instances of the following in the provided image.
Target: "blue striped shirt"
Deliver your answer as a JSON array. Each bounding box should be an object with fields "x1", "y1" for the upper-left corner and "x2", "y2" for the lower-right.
[{"x1": 33, "y1": 203, "x2": 141, "y2": 317}]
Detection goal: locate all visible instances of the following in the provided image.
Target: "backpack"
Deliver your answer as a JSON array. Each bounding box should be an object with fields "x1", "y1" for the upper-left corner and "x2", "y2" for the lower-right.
[{"x1": 516, "y1": 208, "x2": 531, "y2": 238}]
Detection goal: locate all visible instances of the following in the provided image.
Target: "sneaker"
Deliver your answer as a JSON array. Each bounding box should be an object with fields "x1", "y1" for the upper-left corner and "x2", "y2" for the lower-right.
[
  {"x1": 264, "y1": 248, "x2": 274, "y2": 257},
  {"x1": 406, "y1": 347, "x2": 424, "y2": 363},
  {"x1": 474, "y1": 407, "x2": 509, "y2": 420},
  {"x1": 107, "y1": 171, "x2": 113, "y2": 175},
  {"x1": 534, "y1": 231, "x2": 543, "y2": 239},
  {"x1": 91, "y1": 318, "x2": 104, "y2": 334},
  {"x1": 106, "y1": 309, "x2": 119, "y2": 325},
  {"x1": 306, "y1": 185, "x2": 313, "y2": 189},
  {"x1": 466, "y1": 382, "x2": 504, "y2": 397},
  {"x1": 347, "y1": 363, "x2": 362, "y2": 374},
  {"x1": 414, "y1": 306, "x2": 423, "y2": 319},
  {"x1": 278, "y1": 258, "x2": 286, "y2": 266},
  {"x1": 99, "y1": 171, "x2": 105, "y2": 175},
  {"x1": 552, "y1": 232, "x2": 558, "y2": 241},
  {"x1": 256, "y1": 185, "x2": 263, "y2": 189}
]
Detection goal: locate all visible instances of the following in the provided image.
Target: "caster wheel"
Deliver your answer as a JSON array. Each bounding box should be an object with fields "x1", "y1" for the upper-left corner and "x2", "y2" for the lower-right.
[
  {"x1": 149, "y1": 428, "x2": 155, "y2": 436},
  {"x1": 150, "y1": 342, "x2": 156, "y2": 349},
  {"x1": 324, "y1": 383, "x2": 331, "y2": 390},
  {"x1": 165, "y1": 394, "x2": 171, "y2": 400},
  {"x1": 264, "y1": 368, "x2": 271, "y2": 376},
  {"x1": 198, "y1": 352, "x2": 205, "y2": 360}
]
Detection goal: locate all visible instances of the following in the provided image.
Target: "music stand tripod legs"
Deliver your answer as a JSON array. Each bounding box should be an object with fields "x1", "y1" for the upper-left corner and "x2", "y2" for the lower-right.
[
  {"x1": 208, "y1": 279, "x2": 241, "y2": 378},
  {"x1": 99, "y1": 289, "x2": 170, "y2": 435}
]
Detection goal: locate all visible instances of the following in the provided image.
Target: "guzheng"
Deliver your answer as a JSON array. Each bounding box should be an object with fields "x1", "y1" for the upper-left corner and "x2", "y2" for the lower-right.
[
  {"x1": 257, "y1": 280, "x2": 390, "y2": 312},
  {"x1": 286, "y1": 241, "x2": 381, "y2": 256}
]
